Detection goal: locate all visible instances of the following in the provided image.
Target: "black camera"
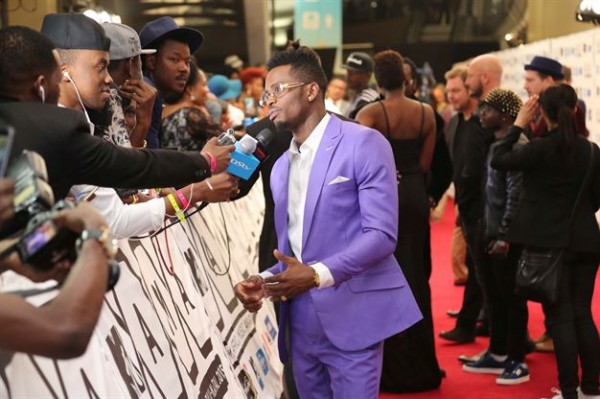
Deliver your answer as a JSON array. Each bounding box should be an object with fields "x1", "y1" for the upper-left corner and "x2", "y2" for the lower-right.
[
  {"x1": 0, "y1": 150, "x2": 119, "y2": 289},
  {"x1": 15, "y1": 199, "x2": 78, "y2": 270},
  {"x1": 0, "y1": 150, "x2": 55, "y2": 239}
]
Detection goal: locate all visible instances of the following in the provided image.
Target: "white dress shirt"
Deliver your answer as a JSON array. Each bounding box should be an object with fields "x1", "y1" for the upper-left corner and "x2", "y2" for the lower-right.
[
  {"x1": 59, "y1": 103, "x2": 167, "y2": 239},
  {"x1": 71, "y1": 185, "x2": 165, "y2": 239},
  {"x1": 261, "y1": 113, "x2": 335, "y2": 288}
]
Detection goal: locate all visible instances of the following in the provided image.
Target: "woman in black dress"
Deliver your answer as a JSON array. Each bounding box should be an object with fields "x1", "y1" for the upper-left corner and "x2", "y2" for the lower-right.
[{"x1": 356, "y1": 50, "x2": 441, "y2": 392}]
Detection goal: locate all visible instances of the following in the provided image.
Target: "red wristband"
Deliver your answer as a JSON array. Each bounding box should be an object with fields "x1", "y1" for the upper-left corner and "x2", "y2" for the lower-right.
[
  {"x1": 175, "y1": 190, "x2": 189, "y2": 209},
  {"x1": 203, "y1": 151, "x2": 217, "y2": 174}
]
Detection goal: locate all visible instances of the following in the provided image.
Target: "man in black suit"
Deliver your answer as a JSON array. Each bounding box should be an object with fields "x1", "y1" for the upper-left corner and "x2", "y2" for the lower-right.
[{"x1": 0, "y1": 25, "x2": 233, "y2": 199}]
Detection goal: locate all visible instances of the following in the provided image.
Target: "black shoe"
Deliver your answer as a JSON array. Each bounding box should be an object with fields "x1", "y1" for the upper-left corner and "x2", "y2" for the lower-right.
[
  {"x1": 446, "y1": 309, "x2": 460, "y2": 318},
  {"x1": 439, "y1": 327, "x2": 475, "y2": 344},
  {"x1": 458, "y1": 350, "x2": 485, "y2": 364}
]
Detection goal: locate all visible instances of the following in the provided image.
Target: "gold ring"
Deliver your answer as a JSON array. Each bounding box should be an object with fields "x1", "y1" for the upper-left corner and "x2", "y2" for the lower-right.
[{"x1": 281, "y1": 295, "x2": 287, "y2": 301}]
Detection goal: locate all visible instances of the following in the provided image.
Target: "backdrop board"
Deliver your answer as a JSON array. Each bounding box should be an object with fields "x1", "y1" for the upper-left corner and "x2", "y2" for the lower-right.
[
  {"x1": 489, "y1": 27, "x2": 600, "y2": 145},
  {"x1": 0, "y1": 179, "x2": 283, "y2": 399}
]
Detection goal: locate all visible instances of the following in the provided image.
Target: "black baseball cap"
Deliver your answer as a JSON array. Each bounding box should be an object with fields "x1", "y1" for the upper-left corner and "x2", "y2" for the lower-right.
[
  {"x1": 41, "y1": 13, "x2": 111, "y2": 52},
  {"x1": 342, "y1": 52, "x2": 374, "y2": 73}
]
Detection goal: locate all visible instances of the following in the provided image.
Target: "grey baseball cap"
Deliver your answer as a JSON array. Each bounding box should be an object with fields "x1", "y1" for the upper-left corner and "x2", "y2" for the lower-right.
[{"x1": 103, "y1": 22, "x2": 156, "y2": 60}]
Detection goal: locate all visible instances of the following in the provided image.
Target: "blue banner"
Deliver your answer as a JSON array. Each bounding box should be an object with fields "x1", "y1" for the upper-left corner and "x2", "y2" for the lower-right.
[{"x1": 294, "y1": 0, "x2": 342, "y2": 49}]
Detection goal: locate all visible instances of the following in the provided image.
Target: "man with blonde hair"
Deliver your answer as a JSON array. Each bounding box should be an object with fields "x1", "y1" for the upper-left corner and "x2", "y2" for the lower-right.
[{"x1": 438, "y1": 65, "x2": 486, "y2": 345}]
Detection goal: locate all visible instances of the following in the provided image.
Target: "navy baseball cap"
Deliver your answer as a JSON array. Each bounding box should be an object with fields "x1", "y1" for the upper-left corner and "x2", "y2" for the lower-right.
[
  {"x1": 139, "y1": 16, "x2": 204, "y2": 53},
  {"x1": 41, "y1": 13, "x2": 111, "y2": 52}
]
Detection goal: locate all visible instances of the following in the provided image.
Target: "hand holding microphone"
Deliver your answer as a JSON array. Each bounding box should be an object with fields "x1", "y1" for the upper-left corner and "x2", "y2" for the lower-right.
[
  {"x1": 201, "y1": 137, "x2": 234, "y2": 174},
  {"x1": 201, "y1": 173, "x2": 239, "y2": 203},
  {"x1": 217, "y1": 128, "x2": 275, "y2": 180}
]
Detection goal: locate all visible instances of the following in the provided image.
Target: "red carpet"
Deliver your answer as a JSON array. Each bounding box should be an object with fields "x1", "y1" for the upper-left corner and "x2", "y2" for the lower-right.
[{"x1": 380, "y1": 199, "x2": 600, "y2": 399}]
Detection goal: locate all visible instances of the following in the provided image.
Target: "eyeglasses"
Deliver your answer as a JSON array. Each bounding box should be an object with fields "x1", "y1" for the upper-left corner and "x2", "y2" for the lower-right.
[{"x1": 259, "y1": 82, "x2": 307, "y2": 106}]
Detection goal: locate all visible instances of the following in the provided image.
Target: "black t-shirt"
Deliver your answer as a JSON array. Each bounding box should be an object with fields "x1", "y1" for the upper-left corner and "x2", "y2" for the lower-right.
[{"x1": 452, "y1": 113, "x2": 494, "y2": 223}]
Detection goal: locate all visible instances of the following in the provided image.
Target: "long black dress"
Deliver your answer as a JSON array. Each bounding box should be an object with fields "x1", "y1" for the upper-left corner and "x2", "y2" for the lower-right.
[{"x1": 379, "y1": 102, "x2": 442, "y2": 392}]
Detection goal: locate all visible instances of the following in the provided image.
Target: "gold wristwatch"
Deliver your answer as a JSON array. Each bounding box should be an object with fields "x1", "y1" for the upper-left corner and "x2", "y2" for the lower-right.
[{"x1": 78, "y1": 226, "x2": 117, "y2": 258}]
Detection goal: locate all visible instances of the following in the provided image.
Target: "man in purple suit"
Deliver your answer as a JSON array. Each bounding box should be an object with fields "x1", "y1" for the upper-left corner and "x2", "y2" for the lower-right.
[{"x1": 234, "y1": 41, "x2": 422, "y2": 398}]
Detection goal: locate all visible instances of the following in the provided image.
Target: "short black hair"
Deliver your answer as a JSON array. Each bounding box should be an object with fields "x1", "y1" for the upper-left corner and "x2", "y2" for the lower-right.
[
  {"x1": 0, "y1": 26, "x2": 58, "y2": 96},
  {"x1": 266, "y1": 40, "x2": 327, "y2": 95},
  {"x1": 403, "y1": 57, "x2": 421, "y2": 84},
  {"x1": 56, "y1": 48, "x2": 80, "y2": 67},
  {"x1": 374, "y1": 50, "x2": 405, "y2": 90}
]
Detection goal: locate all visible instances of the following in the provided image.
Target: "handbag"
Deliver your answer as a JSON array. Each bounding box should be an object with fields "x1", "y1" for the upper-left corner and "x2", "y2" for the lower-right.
[
  {"x1": 516, "y1": 141, "x2": 595, "y2": 305},
  {"x1": 516, "y1": 247, "x2": 564, "y2": 304}
]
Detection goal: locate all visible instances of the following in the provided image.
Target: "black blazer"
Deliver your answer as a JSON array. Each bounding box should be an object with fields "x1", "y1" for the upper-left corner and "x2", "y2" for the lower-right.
[
  {"x1": 0, "y1": 102, "x2": 210, "y2": 199},
  {"x1": 491, "y1": 127, "x2": 600, "y2": 254}
]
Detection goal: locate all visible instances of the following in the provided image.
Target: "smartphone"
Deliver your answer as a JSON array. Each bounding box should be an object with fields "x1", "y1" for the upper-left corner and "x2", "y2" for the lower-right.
[{"x1": 0, "y1": 124, "x2": 15, "y2": 178}]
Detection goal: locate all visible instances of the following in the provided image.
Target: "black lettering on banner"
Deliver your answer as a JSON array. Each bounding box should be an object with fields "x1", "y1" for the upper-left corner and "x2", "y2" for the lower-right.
[
  {"x1": 115, "y1": 248, "x2": 147, "y2": 300},
  {"x1": 147, "y1": 236, "x2": 170, "y2": 288},
  {"x1": 173, "y1": 273, "x2": 196, "y2": 314},
  {"x1": 51, "y1": 360, "x2": 68, "y2": 397},
  {"x1": 160, "y1": 336, "x2": 189, "y2": 398},
  {"x1": 0, "y1": 352, "x2": 14, "y2": 397},
  {"x1": 105, "y1": 326, "x2": 145, "y2": 398},
  {"x1": 150, "y1": 282, "x2": 177, "y2": 336},
  {"x1": 199, "y1": 356, "x2": 229, "y2": 399},
  {"x1": 183, "y1": 248, "x2": 208, "y2": 296},
  {"x1": 26, "y1": 355, "x2": 65, "y2": 399},
  {"x1": 80, "y1": 369, "x2": 101, "y2": 399},
  {"x1": 181, "y1": 211, "x2": 256, "y2": 362},
  {"x1": 133, "y1": 304, "x2": 164, "y2": 364},
  {"x1": 174, "y1": 303, "x2": 214, "y2": 359},
  {"x1": 136, "y1": 349, "x2": 168, "y2": 398}
]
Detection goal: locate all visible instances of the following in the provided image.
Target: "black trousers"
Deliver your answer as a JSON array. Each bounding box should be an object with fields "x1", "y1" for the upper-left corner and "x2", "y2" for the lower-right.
[
  {"x1": 457, "y1": 219, "x2": 486, "y2": 332},
  {"x1": 482, "y1": 242, "x2": 529, "y2": 361},
  {"x1": 543, "y1": 254, "x2": 599, "y2": 399}
]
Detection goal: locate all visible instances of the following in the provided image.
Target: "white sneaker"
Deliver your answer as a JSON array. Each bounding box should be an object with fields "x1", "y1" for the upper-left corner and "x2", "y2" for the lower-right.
[{"x1": 578, "y1": 387, "x2": 600, "y2": 399}]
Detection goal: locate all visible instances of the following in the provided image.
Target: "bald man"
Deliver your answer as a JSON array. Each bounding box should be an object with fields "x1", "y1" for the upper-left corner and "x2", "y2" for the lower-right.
[{"x1": 465, "y1": 54, "x2": 503, "y2": 100}]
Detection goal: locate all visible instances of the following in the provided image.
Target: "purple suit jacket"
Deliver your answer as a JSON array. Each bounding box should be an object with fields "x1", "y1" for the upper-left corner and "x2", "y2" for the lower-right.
[{"x1": 268, "y1": 115, "x2": 422, "y2": 362}]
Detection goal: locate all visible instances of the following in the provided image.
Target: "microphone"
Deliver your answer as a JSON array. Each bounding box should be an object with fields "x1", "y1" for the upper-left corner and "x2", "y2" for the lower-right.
[
  {"x1": 253, "y1": 128, "x2": 275, "y2": 162},
  {"x1": 226, "y1": 135, "x2": 260, "y2": 180}
]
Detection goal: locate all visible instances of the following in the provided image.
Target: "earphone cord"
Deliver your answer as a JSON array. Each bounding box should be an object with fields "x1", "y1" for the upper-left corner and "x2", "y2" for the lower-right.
[{"x1": 66, "y1": 73, "x2": 94, "y2": 127}]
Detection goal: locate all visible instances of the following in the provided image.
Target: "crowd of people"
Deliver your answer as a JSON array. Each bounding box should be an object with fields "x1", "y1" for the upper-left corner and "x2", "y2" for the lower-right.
[{"x1": 0, "y1": 11, "x2": 598, "y2": 399}]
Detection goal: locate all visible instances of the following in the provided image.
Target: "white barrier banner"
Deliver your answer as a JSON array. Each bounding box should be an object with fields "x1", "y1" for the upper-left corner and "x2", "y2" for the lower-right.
[{"x1": 0, "y1": 182, "x2": 283, "y2": 398}]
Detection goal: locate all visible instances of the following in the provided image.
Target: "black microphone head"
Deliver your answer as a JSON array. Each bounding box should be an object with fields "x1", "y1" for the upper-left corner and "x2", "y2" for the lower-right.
[
  {"x1": 246, "y1": 116, "x2": 275, "y2": 137},
  {"x1": 256, "y1": 128, "x2": 275, "y2": 147}
]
